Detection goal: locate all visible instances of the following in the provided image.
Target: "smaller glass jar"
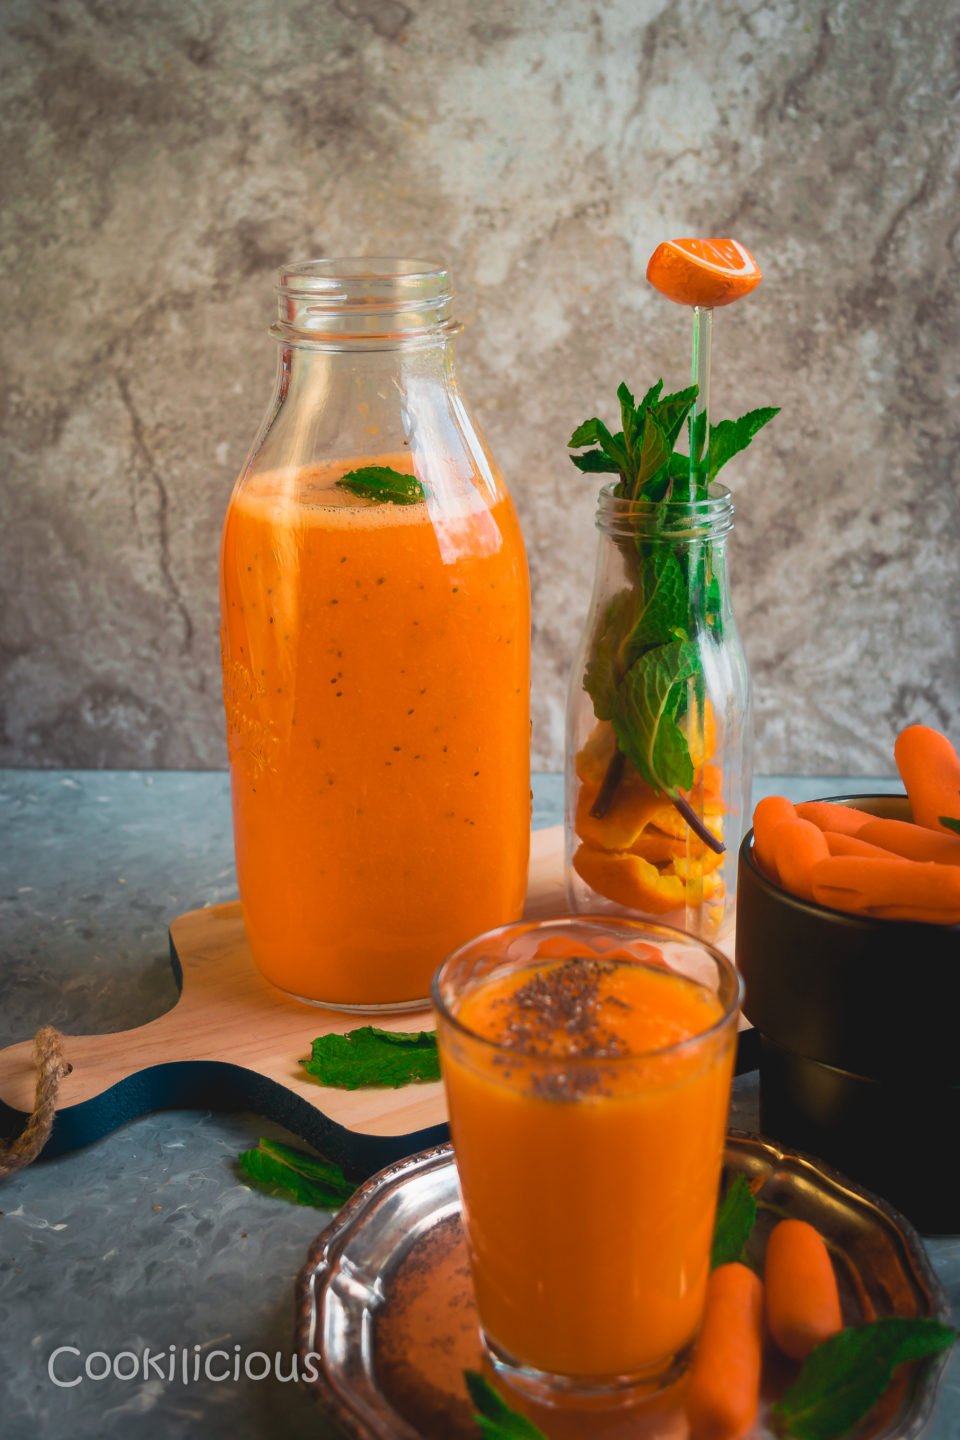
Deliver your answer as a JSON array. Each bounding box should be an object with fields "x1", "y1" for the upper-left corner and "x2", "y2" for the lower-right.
[{"x1": 565, "y1": 484, "x2": 751, "y2": 944}]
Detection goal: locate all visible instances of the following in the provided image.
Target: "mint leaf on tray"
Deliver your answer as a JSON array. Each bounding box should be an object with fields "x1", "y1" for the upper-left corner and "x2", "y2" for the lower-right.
[
  {"x1": 237, "y1": 1138, "x2": 355, "y2": 1209},
  {"x1": 335, "y1": 465, "x2": 425, "y2": 505},
  {"x1": 772, "y1": 1317, "x2": 957, "y2": 1440},
  {"x1": 465, "y1": 1371, "x2": 547, "y2": 1439},
  {"x1": 301, "y1": 1026, "x2": 440, "y2": 1089},
  {"x1": 711, "y1": 1171, "x2": 757, "y2": 1269}
]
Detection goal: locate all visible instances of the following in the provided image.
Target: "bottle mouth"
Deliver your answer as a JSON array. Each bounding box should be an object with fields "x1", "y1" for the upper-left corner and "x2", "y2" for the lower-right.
[
  {"x1": 596, "y1": 482, "x2": 734, "y2": 540},
  {"x1": 272, "y1": 258, "x2": 460, "y2": 347}
]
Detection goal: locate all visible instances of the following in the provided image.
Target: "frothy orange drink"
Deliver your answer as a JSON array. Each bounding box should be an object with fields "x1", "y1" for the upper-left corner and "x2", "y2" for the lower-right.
[
  {"x1": 436, "y1": 932, "x2": 738, "y2": 1386},
  {"x1": 220, "y1": 456, "x2": 530, "y2": 1006}
]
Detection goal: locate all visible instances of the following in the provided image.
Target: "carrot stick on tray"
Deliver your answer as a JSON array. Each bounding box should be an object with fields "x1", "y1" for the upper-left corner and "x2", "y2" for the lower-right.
[
  {"x1": 686, "y1": 1262, "x2": 764, "y2": 1440},
  {"x1": 764, "y1": 1219, "x2": 842, "y2": 1361},
  {"x1": 895, "y1": 724, "x2": 960, "y2": 833}
]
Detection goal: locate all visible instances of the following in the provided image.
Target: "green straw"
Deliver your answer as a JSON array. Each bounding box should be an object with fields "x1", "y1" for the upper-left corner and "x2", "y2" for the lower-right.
[{"x1": 688, "y1": 304, "x2": 713, "y2": 497}]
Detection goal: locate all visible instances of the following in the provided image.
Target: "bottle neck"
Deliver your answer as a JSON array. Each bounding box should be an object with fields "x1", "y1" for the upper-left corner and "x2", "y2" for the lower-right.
[
  {"x1": 271, "y1": 257, "x2": 460, "y2": 352},
  {"x1": 249, "y1": 260, "x2": 482, "y2": 486},
  {"x1": 595, "y1": 483, "x2": 734, "y2": 544}
]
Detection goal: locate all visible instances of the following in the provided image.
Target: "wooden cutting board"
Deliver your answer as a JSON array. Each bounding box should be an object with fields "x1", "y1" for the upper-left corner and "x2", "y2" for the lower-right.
[
  {"x1": 0, "y1": 828, "x2": 565, "y2": 1175},
  {"x1": 0, "y1": 826, "x2": 749, "y2": 1177}
]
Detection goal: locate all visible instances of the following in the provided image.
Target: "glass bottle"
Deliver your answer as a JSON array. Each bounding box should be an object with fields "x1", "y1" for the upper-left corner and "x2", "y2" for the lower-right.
[
  {"x1": 220, "y1": 260, "x2": 531, "y2": 1009},
  {"x1": 565, "y1": 484, "x2": 751, "y2": 945}
]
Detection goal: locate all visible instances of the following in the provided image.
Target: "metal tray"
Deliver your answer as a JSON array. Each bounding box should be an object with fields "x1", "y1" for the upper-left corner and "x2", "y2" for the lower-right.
[{"x1": 295, "y1": 1132, "x2": 950, "y2": 1439}]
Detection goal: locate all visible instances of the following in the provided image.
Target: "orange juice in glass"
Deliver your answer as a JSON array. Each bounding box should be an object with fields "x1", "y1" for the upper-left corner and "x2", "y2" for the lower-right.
[
  {"x1": 220, "y1": 261, "x2": 530, "y2": 1008},
  {"x1": 433, "y1": 917, "x2": 740, "y2": 1400}
]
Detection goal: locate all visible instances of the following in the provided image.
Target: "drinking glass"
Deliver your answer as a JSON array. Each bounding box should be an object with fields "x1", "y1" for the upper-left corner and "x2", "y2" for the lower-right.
[{"x1": 433, "y1": 915, "x2": 741, "y2": 1403}]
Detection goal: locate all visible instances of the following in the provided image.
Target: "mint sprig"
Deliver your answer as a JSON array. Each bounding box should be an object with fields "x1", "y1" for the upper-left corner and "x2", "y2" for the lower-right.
[
  {"x1": 772, "y1": 1318, "x2": 956, "y2": 1439},
  {"x1": 569, "y1": 380, "x2": 778, "y2": 502},
  {"x1": 336, "y1": 465, "x2": 424, "y2": 505},
  {"x1": 711, "y1": 1171, "x2": 757, "y2": 1269},
  {"x1": 301, "y1": 1026, "x2": 440, "y2": 1089},
  {"x1": 940, "y1": 816, "x2": 960, "y2": 836},
  {"x1": 237, "y1": 1138, "x2": 355, "y2": 1209},
  {"x1": 464, "y1": 1371, "x2": 547, "y2": 1439}
]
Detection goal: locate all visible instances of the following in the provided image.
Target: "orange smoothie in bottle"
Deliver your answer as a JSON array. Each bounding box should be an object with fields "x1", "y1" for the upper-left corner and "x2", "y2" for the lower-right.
[
  {"x1": 434, "y1": 925, "x2": 738, "y2": 1387},
  {"x1": 220, "y1": 454, "x2": 530, "y2": 1006}
]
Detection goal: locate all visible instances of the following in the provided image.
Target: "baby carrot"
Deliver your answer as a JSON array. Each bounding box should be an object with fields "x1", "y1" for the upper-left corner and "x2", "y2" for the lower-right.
[
  {"x1": 795, "y1": 801, "x2": 874, "y2": 836},
  {"x1": 895, "y1": 724, "x2": 960, "y2": 833},
  {"x1": 824, "y1": 831, "x2": 891, "y2": 860},
  {"x1": 752, "y1": 796, "x2": 796, "y2": 879},
  {"x1": 811, "y1": 855, "x2": 960, "y2": 924},
  {"x1": 687, "y1": 1262, "x2": 764, "y2": 1440},
  {"x1": 858, "y1": 816, "x2": 960, "y2": 867},
  {"x1": 771, "y1": 817, "x2": 830, "y2": 902},
  {"x1": 765, "y1": 1219, "x2": 842, "y2": 1361}
]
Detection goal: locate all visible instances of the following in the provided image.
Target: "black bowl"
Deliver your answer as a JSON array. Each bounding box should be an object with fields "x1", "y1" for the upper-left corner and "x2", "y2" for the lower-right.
[{"x1": 737, "y1": 795, "x2": 960, "y2": 1234}]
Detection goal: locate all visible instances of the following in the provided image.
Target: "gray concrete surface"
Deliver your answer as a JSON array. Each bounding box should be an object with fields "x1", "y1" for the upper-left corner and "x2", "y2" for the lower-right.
[
  {"x1": 0, "y1": 770, "x2": 956, "y2": 1438},
  {"x1": 1, "y1": 0, "x2": 958, "y2": 774}
]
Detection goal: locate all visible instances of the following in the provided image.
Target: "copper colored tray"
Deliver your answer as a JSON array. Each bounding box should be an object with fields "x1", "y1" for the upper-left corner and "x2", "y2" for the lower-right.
[{"x1": 295, "y1": 1133, "x2": 949, "y2": 1439}]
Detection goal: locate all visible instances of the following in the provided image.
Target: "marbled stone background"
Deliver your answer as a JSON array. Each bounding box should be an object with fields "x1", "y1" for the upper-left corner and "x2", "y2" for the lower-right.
[{"x1": 1, "y1": 0, "x2": 957, "y2": 772}]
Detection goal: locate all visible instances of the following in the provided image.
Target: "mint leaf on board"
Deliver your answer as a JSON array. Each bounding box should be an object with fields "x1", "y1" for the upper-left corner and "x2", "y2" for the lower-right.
[
  {"x1": 940, "y1": 816, "x2": 960, "y2": 835},
  {"x1": 611, "y1": 638, "x2": 699, "y2": 797},
  {"x1": 771, "y1": 1318, "x2": 957, "y2": 1440},
  {"x1": 237, "y1": 1138, "x2": 355, "y2": 1209},
  {"x1": 335, "y1": 465, "x2": 425, "y2": 505},
  {"x1": 464, "y1": 1371, "x2": 547, "y2": 1439},
  {"x1": 711, "y1": 1172, "x2": 757, "y2": 1269},
  {"x1": 301, "y1": 1026, "x2": 440, "y2": 1090}
]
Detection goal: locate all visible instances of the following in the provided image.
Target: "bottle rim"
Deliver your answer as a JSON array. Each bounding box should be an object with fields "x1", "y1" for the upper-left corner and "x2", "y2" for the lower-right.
[
  {"x1": 596, "y1": 481, "x2": 734, "y2": 540},
  {"x1": 271, "y1": 258, "x2": 460, "y2": 348}
]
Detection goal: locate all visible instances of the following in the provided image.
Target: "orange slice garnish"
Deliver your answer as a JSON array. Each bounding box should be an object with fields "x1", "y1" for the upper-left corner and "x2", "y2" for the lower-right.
[{"x1": 646, "y1": 238, "x2": 762, "y2": 308}]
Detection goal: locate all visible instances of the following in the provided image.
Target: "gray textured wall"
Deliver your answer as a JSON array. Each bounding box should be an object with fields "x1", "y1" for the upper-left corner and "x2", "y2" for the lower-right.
[{"x1": 1, "y1": 0, "x2": 957, "y2": 773}]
